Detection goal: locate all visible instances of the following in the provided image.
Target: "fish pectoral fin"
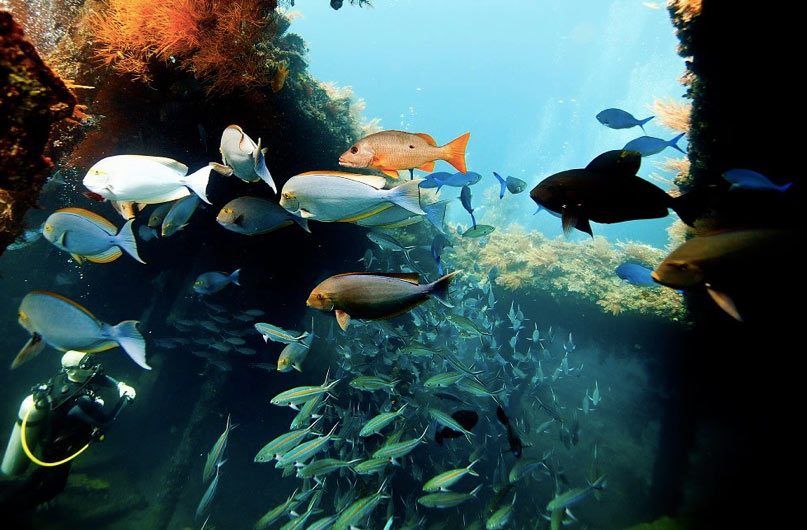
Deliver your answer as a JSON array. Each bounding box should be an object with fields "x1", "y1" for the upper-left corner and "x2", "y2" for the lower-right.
[
  {"x1": 11, "y1": 333, "x2": 45, "y2": 369},
  {"x1": 57, "y1": 230, "x2": 68, "y2": 247},
  {"x1": 561, "y1": 205, "x2": 592, "y2": 238},
  {"x1": 298, "y1": 209, "x2": 315, "y2": 219},
  {"x1": 70, "y1": 253, "x2": 84, "y2": 264},
  {"x1": 380, "y1": 169, "x2": 401, "y2": 178},
  {"x1": 417, "y1": 161, "x2": 435, "y2": 172},
  {"x1": 209, "y1": 162, "x2": 233, "y2": 177},
  {"x1": 335, "y1": 310, "x2": 351, "y2": 331},
  {"x1": 705, "y1": 284, "x2": 743, "y2": 322}
]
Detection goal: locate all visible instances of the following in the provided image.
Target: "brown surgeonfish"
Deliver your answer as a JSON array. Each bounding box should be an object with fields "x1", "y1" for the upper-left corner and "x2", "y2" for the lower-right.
[
  {"x1": 652, "y1": 229, "x2": 791, "y2": 322},
  {"x1": 306, "y1": 271, "x2": 460, "y2": 330},
  {"x1": 530, "y1": 150, "x2": 700, "y2": 237}
]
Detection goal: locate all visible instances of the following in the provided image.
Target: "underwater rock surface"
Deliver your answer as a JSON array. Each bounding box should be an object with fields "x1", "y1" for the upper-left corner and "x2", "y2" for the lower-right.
[{"x1": 0, "y1": 11, "x2": 75, "y2": 256}]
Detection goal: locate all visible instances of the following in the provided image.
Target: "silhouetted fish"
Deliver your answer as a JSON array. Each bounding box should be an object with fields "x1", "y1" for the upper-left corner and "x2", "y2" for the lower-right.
[
  {"x1": 496, "y1": 406, "x2": 522, "y2": 458},
  {"x1": 435, "y1": 410, "x2": 478, "y2": 445}
]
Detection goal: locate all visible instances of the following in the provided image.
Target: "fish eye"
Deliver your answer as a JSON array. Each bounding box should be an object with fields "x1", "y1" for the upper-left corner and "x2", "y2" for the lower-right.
[
  {"x1": 350, "y1": 146, "x2": 358, "y2": 154},
  {"x1": 409, "y1": 145, "x2": 415, "y2": 149}
]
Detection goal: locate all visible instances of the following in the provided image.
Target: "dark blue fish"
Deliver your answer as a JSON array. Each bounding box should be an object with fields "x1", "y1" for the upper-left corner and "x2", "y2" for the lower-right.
[
  {"x1": 723, "y1": 169, "x2": 792, "y2": 193},
  {"x1": 420, "y1": 171, "x2": 482, "y2": 191},
  {"x1": 460, "y1": 185, "x2": 476, "y2": 228},
  {"x1": 496, "y1": 406, "x2": 522, "y2": 458},
  {"x1": 435, "y1": 410, "x2": 478, "y2": 445},
  {"x1": 623, "y1": 134, "x2": 686, "y2": 157},
  {"x1": 596, "y1": 108, "x2": 654, "y2": 133},
  {"x1": 488, "y1": 266, "x2": 500, "y2": 282},
  {"x1": 193, "y1": 269, "x2": 241, "y2": 295},
  {"x1": 615, "y1": 262, "x2": 658, "y2": 287},
  {"x1": 492, "y1": 172, "x2": 527, "y2": 198},
  {"x1": 431, "y1": 234, "x2": 453, "y2": 275}
]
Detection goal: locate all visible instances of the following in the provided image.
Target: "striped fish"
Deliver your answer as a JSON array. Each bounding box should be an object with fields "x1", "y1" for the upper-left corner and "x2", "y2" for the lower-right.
[
  {"x1": 271, "y1": 375, "x2": 340, "y2": 408},
  {"x1": 417, "y1": 485, "x2": 482, "y2": 508},
  {"x1": 254, "y1": 417, "x2": 322, "y2": 463},
  {"x1": 276, "y1": 424, "x2": 339, "y2": 468},
  {"x1": 333, "y1": 480, "x2": 389, "y2": 530},
  {"x1": 422, "y1": 459, "x2": 480, "y2": 492},
  {"x1": 203, "y1": 413, "x2": 234, "y2": 482},
  {"x1": 359, "y1": 404, "x2": 407, "y2": 437},
  {"x1": 372, "y1": 427, "x2": 428, "y2": 463}
]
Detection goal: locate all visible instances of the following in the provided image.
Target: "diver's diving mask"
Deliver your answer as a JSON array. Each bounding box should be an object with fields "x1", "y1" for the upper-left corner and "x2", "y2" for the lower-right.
[{"x1": 61, "y1": 351, "x2": 97, "y2": 383}]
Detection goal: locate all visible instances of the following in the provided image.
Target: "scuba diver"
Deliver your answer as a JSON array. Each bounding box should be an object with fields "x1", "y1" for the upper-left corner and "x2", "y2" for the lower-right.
[{"x1": 0, "y1": 351, "x2": 135, "y2": 517}]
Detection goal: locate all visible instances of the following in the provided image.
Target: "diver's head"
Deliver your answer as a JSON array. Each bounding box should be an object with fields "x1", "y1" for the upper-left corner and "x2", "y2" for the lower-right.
[{"x1": 61, "y1": 351, "x2": 97, "y2": 383}]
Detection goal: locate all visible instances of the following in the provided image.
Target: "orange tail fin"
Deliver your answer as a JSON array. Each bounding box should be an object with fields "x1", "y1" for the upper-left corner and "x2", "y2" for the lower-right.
[{"x1": 441, "y1": 132, "x2": 470, "y2": 174}]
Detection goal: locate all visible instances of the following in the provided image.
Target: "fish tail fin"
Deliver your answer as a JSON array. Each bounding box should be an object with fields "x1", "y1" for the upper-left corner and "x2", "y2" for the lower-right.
[
  {"x1": 428, "y1": 270, "x2": 460, "y2": 307},
  {"x1": 493, "y1": 172, "x2": 506, "y2": 199},
  {"x1": 254, "y1": 140, "x2": 277, "y2": 194},
  {"x1": 441, "y1": 132, "x2": 470, "y2": 173},
  {"x1": 109, "y1": 320, "x2": 150, "y2": 369},
  {"x1": 668, "y1": 133, "x2": 687, "y2": 154},
  {"x1": 423, "y1": 200, "x2": 448, "y2": 230},
  {"x1": 116, "y1": 219, "x2": 146, "y2": 264},
  {"x1": 638, "y1": 115, "x2": 654, "y2": 134},
  {"x1": 229, "y1": 269, "x2": 241, "y2": 286},
  {"x1": 388, "y1": 179, "x2": 426, "y2": 215},
  {"x1": 670, "y1": 190, "x2": 704, "y2": 227},
  {"x1": 183, "y1": 166, "x2": 212, "y2": 204}
]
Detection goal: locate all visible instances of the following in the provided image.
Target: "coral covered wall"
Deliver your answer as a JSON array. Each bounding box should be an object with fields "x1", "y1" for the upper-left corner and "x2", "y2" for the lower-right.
[{"x1": 0, "y1": 11, "x2": 75, "y2": 256}]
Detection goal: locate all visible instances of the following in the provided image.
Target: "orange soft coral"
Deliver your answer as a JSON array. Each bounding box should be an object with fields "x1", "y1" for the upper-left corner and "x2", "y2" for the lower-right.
[{"x1": 90, "y1": 0, "x2": 277, "y2": 94}]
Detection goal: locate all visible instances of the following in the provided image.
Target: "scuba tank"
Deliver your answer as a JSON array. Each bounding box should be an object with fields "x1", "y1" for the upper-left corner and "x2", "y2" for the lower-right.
[{"x1": 2, "y1": 389, "x2": 48, "y2": 476}]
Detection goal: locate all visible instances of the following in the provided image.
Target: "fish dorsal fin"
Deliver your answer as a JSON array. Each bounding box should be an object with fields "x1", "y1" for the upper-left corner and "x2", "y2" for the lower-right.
[
  {"x1": 333, "y1": 272, "x2": 421, "y2": 284},
  {"x1": 86, "y1": 247, "x2": 123, "y2": 264},
  {"x1": 55, "y1": 207, "x2": 118, "y2": 234},
  {"x1": 414, "y1": 133, "x2": 437, "y2": 147},
  {"x1": 585, "y1": 150, "x2": 641, "y2": 178},
  {"x1": 130, "y1": 155, "x2": 189, "y2": 175},
  {"x1": 29, "y1": 290, "x2": 99, "y2": 322},
  {"x1": 295, "y1": 171, "x2": 387, "y2": 189}
]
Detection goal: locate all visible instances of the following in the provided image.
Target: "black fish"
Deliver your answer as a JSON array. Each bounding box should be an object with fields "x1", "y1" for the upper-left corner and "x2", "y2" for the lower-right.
[
  {"x1": 529, "y1": 150, "x2": 700, "y2": 237},
  {"x1": 496, "y1": 406, "x2": 522, "y2": 458},
  {"x1": 435, "y1": 410, "x2": 479, "y2": 445}
]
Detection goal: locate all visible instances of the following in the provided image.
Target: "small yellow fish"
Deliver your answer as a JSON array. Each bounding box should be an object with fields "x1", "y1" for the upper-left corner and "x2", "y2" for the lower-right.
[
  {"x1": 271, "y1": 64, "x2": 289, "y2": 93},
  {"x1": 339, "y1": 130, "x2": 470, "y2": 178}
]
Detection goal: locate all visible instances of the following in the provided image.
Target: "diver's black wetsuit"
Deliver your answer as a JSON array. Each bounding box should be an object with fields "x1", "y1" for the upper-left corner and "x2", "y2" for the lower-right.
[{"x1": 0, "y1": 366, "x2": 129, "y2": 519}]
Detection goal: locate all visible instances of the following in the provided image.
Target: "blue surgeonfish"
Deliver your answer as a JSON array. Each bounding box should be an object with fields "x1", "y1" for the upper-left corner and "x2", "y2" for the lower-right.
[
  {"x1": 431, "y1": 234, "x2": 453, "y2": 275},
  {"x1": 492, "y1": 172, "x2": 527, "y2": 198},
  {"x1": 193, "y1": 269, "x2": 241, "y2": 295},
  {"x1": 218, "y1": 125, "x2": 277, "y2": 193},
  {"x1": 42, "y1": 207, "x2": 144, "y2": 264},
  {"x1": 460, "y1": 185, "x2": 476, "y2": 228},
  {"x1": 419, "y1": 171, "x2": 482, "y2": 191},
  {"x1": 596, "y1": 108, "x2": 654, "y2": 133},
  {"x1": 722, "y1": 168, "x2": 793, "y2": 192},
  {"x1": 162, "y1": 195, "x2": 201, "y2": 237},
  {"x1": 83, "y1": 155, "x2": 212, "y2": 204},
  {"x1": 615, "y1": 262, "x2": 658, "y2": 287},
  {"x1": 13, "y1": 290, "x2": 149, "y2": 369},
  {"x1": 623, "y1": 134, "x2": 686, "y2": 157},
  {"x1": 280, "y1": 171, "x2": 425, "y2": 222}
]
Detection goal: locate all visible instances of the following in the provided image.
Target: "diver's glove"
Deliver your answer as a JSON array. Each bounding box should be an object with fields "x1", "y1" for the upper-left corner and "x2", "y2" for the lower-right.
[{"x1": 117, "y1": 382, "x2": 136, "y2": 400}]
